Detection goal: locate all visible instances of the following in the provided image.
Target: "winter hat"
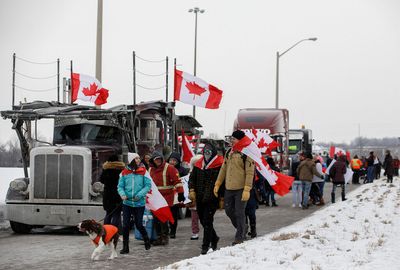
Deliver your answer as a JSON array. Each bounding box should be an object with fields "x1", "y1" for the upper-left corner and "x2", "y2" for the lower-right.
[
  {"x1": 127, "y1": 152, "x2": 140, "y2": 164},
  {"x1": 231, "y1": 130, "x2": 245, "y2": 140}
]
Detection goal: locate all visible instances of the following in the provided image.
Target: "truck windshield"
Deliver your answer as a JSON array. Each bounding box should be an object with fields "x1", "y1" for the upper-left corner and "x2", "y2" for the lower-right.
[{"x1": 53, "y1": 124, "x2": 122, "y2": 145}]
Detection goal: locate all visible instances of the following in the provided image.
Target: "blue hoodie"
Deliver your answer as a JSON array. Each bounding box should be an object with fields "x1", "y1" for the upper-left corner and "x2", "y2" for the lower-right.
[{"x1": 117, "y1": 166, "x2": 151, "y2": 207}]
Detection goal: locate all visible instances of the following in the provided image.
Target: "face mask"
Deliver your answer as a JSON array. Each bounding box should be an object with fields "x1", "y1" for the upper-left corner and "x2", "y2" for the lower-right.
[{"x1": 204, "y1": 148, "x2": 213, "y2": 162}]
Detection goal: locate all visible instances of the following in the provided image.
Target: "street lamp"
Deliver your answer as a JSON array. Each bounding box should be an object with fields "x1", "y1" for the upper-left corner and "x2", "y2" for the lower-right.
[
  {"x1": 188, "y1": 7, "x2": 205, "y2": 118},
  {"x1": 275, "y1": 37, "x2": 317, "y2": 109}
]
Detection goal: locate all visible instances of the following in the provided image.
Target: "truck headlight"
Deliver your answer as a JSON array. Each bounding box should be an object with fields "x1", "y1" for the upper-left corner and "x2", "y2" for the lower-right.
[
  {"x1": 10, "y1": 179, "x2": 27, "y2": 192},
  {"x1": 92, "y1": 182, "x2": 104, "y2": 193}
]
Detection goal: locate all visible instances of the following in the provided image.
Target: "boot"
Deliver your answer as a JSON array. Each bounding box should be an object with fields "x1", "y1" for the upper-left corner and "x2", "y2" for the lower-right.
[
  {"x1": 341, "y1": 192, "x2": 347, "y2": 201},
  {"x1": 331, "y1": 193, "x2": 335, "y2": 203},
  {"x1": 211, "y1": 236, "x2": 219, "y2": 251},
  {"x1": 120, "y1": 241, "x2": 129, "y2": 254},
  {"x1": 201, "y1": 246, "x2": 209, "y2": 255},
  {"x1": 317, "y1": 197, "x2": 325, "y2": 206},
  {"x1": 250, "y1": 224, "x2": 257, "y2": 238},
  {"x1": 161, "y1": 234, "x2": 169, "y2": 245},
  {"x1": 144, "y1": 236, "x2": 151, "y2": 250},
  {"x1": 271, "y1": 201, "x2": 278, "y2": 207},
  {"x1": 152, "y1": 236, "x2": 163, "y2": 246}
]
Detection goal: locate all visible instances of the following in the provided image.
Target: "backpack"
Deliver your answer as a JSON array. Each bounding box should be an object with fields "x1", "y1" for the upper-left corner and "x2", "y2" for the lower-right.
[{"x1": 225, "y1": 148, "x2": 247, "y2": 166}]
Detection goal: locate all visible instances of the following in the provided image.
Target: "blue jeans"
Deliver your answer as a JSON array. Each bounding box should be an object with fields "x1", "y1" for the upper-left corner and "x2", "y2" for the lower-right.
[
  {"x1": 301, "y1": 181, "x2": 312, "y2": 207},
  {"x1": 367, "y1": 166, "x2": 375, "y2": 183},
  {"x1": 316, "y1": 181, "x2": 325, "y2": 197},
  {"x1": 122, "y1": 204, "x2": 147, "y2": 242},
  {"x1": 292, "y1": 180, "x2": 302, "y2": 205}
]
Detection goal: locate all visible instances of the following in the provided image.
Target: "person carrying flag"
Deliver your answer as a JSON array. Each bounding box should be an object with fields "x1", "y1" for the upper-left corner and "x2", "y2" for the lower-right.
[{"x1": 213, "y1": 130, "x2": 255, "y2": 246}]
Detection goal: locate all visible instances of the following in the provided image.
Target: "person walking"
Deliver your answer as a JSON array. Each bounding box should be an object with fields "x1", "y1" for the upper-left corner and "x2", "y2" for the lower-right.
[
  {"x1": 350, "y1": 155, "x2": 363, "y2": 184},
  {"x1": 118, "y1": 153, "x2": 152, "y2": 253},
  {"x1": 366, "y1": 152, "x2": 375, "y2": 183},
  {"x1": 290, "y1": 154, "x2": 302, "y2": 208},
  {"x1": 329, "y1": 155, "x2": 347, "y2": 203},
  {"x1": 383, "y1": 150, "x2": 394, "y2": 183},
  {"x1": 167, "y1": 152, "x2": 190, "y2": 239},
  {"x1": 189, "y1": 143, "x2": 224, "y2": 255},
  {"x1": 99, "y1": 155, "x2": 125, "y2": 228},
  {"x1": 297, "y1": 152, "x2": 323, "y2": 209},
  {"x1": 311, "y1": 157, "x2": 325, "y2": 205},
  {"x1": 264, "y1": 157, "x2": 279, "y2": 207},
  {"x1": 149, "y1": 151, "x2": 184, "y2": 246},
  {"x1": 213, "y1": 130, "x2": 255, "y2": 245}
]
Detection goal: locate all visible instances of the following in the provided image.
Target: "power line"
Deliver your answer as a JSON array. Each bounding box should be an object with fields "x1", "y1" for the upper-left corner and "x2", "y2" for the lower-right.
[
  {"x1": 14, "y1": 85, "x2": 57, "y2": 92},
  {"x1": 15, "y1": 56, "x2": 57, "y2": 65},
  {"x1": 14, "y1": 71, "x2": 58, "y2": 80},
  {"x1": 135, "y1": 54, "x2": 166, "y2": 63}
]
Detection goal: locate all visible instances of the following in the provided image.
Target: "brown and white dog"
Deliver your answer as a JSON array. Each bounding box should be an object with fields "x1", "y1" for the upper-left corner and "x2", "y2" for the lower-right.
[{"x1": 78, "y1": 219, "x2": 119, "y2": 260}]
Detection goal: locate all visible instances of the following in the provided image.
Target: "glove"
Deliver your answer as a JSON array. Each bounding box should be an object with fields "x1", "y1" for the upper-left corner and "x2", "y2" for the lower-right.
[
  {"x1": 132, "y1": 196, "x2": 140, "y2": 202},
  {"x1": 321, "y1": 175, "x2": 324, "y2": 180},
  {"x1": 178, "y1": 193, "x2": 185, "y2": 203},
  {"x1": 241, "y1": 186, "x2": 251, "y2": 201},
  {"x1": 213, "y1": 182, "x2": 221, "y2": 198},
  {"x1": 189, "y1": 189, "x2": 196, "y2": 204}
]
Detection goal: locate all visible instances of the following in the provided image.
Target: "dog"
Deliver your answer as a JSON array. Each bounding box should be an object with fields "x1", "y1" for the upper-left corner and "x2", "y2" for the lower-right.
[{"x1": 78, "y1": 219, "x2": 119, "y2": 260}]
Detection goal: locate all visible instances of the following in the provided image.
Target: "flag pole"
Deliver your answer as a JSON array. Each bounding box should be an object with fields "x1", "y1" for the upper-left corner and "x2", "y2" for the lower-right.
[
  {"x1": 70, "y1": 60, "x2": 73, "y2": 104},
  {"x1": 173, "y1": 58, "x2": 176, "y2": 102},
  {"x1": 165, "y1": 56, "x2": 169, "y2": 102},
  {"x1": 133, "y1": 51, "x2": 136, "y2": 105}
]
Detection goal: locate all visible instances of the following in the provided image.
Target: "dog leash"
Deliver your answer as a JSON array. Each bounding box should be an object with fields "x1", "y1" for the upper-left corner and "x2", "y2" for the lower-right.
[{"x1": 97, "y1": 202, "x2": 123, "y2": 223}]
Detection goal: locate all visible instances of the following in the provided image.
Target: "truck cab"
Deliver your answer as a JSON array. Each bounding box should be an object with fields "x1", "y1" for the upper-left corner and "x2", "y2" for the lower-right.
[{"x1": 288, "y1": 129, "x2": 313, "y2": 156}]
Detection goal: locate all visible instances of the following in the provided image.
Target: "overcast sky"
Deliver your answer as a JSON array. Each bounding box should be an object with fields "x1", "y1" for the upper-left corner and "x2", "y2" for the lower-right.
[{"x1": 0, "y1": 0, "x2": 399, "y2": 144}]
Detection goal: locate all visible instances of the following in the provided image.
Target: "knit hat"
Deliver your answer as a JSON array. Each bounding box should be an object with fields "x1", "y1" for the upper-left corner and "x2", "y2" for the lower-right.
[
  {"x1": 127, "y1": 152, "x2": 140, "y2": 163},
  {"x1": 231, "y1": 130, "x2": 245, "y2": 140}
]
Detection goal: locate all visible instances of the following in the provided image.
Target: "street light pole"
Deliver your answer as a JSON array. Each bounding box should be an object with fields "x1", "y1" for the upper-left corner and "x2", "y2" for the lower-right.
[
  {"x1": 189, "y1": 7, "x2": 205, "y2": 118},
  {"x1": 275, "y1": 37, "x2": 317, "y2": 109}
]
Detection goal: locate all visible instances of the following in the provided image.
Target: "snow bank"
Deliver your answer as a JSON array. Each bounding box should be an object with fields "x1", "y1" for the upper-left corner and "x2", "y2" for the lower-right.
[
  {"x1": 0, "y1": 167, "x2": 26, "y2": 205},
  {"x1": 162, "y1": 180, "x2": 400, "y2": 270}
]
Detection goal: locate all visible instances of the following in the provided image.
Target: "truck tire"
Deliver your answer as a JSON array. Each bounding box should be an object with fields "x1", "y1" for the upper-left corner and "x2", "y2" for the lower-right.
[{"x1": 10, "y1": 221, "x2": 33, "y2": 234}]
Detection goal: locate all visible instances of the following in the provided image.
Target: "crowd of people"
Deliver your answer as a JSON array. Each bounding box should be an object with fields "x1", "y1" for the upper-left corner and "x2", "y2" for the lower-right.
[{"x1": 98, "y1": 130, "x2": 399, "y2": 255}]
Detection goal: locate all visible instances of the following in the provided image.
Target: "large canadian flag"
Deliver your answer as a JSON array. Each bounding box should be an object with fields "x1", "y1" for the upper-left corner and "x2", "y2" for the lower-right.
[
  {"x1": 71, "y1": 73, "x2": 109, "y2": 105},
  {"x1": 244, "y1": 128, "x2": 280, "y2": 156},
  {"x1": 232, "y1": 135, "x2": 294, "y2": 196},
  {"x1": 145, "y1": 171, "x2": 174, "y2": 224},
  {"x1": 174, "y1": 69, "x2": 223, "y2": 109}
]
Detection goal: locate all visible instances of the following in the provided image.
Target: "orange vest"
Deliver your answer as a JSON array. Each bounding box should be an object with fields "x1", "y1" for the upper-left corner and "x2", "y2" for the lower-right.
[
  {"x1": 92, "y1": 225, "x2": 118, "y2": 246},
  {"x1": 351, "y1": 159, "x2": 362, "y2": 170}
]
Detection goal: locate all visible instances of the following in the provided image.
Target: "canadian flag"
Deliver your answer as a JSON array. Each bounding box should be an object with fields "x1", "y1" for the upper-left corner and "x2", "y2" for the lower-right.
[
  {"x1": 232, "y1": 135, "x2": 294, "y2": 196},
  {"x1": 244, "y1": 128, "x2": 280, "y2": 156},
  {"x1": 145, "y1": 171, "x2": 174, "y2": 224},
  {"x1": 180, "y1": 130, "x2": 195, "y2": 164},
  {"x1": 71, "y1": 73, "x2": 109, "y2": 105},
  {"x1": 174, "y1": 69, "x2": 223, "y2": 109}
]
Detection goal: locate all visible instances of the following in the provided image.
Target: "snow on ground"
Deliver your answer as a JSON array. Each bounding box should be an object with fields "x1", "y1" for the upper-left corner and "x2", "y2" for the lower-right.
[{"x1": 162, "y1": 180, "x2": 400, "y2": 270}]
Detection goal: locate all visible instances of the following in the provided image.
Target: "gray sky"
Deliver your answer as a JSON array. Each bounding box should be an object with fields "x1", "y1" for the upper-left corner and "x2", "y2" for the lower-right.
[{"x1": 0, "y1": 0, "x2": 399, "y2": 144}]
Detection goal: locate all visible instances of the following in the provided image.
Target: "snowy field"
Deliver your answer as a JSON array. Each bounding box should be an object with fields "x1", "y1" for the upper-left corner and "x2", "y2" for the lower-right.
[{"x1": 162, "y1": 179, "x2": 400, "y2": 270}]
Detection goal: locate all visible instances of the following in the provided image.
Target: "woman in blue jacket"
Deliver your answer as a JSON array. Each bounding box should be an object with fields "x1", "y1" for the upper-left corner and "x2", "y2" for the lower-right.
[{"x1": 118, "y1": 153, "x2": 152, "y2": 253}]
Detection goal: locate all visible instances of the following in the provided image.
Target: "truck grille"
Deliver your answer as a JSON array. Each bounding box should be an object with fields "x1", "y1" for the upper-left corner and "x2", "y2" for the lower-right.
[{"x1": 33, "y1": 154, "x2": 84, "y2": 200}]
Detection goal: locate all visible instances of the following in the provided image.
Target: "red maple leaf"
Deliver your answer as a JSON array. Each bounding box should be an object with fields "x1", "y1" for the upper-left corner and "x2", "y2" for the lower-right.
[
  {"x1": 185, "y1": 81, "x2": 206, "y2": 99},
  {"x1": 82, "y1": 83, "x2": 99, "y2": 96}
]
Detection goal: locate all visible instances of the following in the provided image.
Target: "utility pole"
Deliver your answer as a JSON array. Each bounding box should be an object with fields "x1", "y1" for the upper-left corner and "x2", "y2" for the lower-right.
[{"x1": 95, "y1": 0, "x2": 103, "y2": 82}]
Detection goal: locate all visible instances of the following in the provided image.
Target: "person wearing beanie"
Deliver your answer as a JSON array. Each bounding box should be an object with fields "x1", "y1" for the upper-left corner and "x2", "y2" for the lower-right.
[
  {"x1": 118, "y1": 153, "x2": 152, "y2": 253},
  {"x1": 213, "y1": 130, "x2": 255, "y2": 246},
  {"x1": 149, "y1": 151, "x2": 184, "y2": 246}
]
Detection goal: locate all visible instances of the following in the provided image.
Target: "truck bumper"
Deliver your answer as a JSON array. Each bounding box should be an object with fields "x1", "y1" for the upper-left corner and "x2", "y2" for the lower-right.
[{"x1": 5, "y1": 203, "x2": 105, "y2": 226}]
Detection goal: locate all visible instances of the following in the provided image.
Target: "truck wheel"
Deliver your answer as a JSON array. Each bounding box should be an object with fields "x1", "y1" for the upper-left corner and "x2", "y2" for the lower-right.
[{"x1": 10, "y1": 221, "x2": 33, "y2": 234}]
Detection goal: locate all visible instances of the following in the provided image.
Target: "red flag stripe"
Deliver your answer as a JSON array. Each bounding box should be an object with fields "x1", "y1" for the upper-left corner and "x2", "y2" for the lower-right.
[
  {"x1": 205, "y1": 84, "x2": 223, "y2": 109},
  {"x1": 174, "y1": 69, "x2": 183, "y2": 101}
]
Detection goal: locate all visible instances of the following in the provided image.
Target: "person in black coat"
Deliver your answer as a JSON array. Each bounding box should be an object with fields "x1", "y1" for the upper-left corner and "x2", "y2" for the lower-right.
[
  {"x1": 329, "y1": 155, "x2": 347, "y2": 203},
  {"x1": 99, "y1": 155, "x2": 125, "y2": 227},
  {"x1": 189, "y1": 143, "x2": 223, "y2": 255},
  {"x1": 383, "y1": 150, "x2": 394, "y2": 183}
]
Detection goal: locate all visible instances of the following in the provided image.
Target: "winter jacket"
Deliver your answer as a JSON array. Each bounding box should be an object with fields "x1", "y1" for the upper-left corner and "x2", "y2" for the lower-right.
[
  {"x1": 215, "y1": 149, "x2": 255, "y2": 191},
  {"x1": 312, "y1": 162, "x2": 324, "y2": 183},
  {"x1": 117, "y1": 166, "x2": 151, "y2": 207},
  {"x1": 99, "y1": 161, "x2": 125, "y2": 212},
  {"x1": 329, "y1": 159, "x2": 347, "y2": 184},
  {"x1": 383, "y1": 154, "x2": 394, "y2": 176},
  {"x1": 290, "y1": 161, "x2": 300, "y2": 179},
  {"x1": 189, "y1": 155, "x2": 224, "y2": 204},
  {"x1": 150, "y1": 162, "x2": 183, "y2": 206},
  {"x1": 297, "y1": 158, "x2": 322, "y2": 182},
  {"x1": 366, "y1": 155, "x2": 374, "y2": 167}
]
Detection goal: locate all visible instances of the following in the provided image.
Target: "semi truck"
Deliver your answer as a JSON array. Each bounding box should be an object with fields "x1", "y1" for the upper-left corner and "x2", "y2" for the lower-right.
[
  {"x1": 288, "y1": 128, "x2": 313, "y2": 156},
  {"x1": 233, "y1": 108, "x2": 290, "y2": 171},
  {"x1": 1, "y1": 100, "x2": 200, "y2": 233}
]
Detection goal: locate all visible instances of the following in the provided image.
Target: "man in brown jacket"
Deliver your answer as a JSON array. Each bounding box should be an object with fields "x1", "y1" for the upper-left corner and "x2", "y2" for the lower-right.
[
  {"x1": 213, "y1": 130, "x2": 255, "y2": 245},
  {"x1": 297, "y1": 152, "x2": 323, "y2": 209}
]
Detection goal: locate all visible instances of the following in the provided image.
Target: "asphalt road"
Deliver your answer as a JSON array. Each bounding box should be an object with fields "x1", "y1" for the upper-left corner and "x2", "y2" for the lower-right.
[{"x1": 0, "y1": 182, "x2": 360, "y2": 270}]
